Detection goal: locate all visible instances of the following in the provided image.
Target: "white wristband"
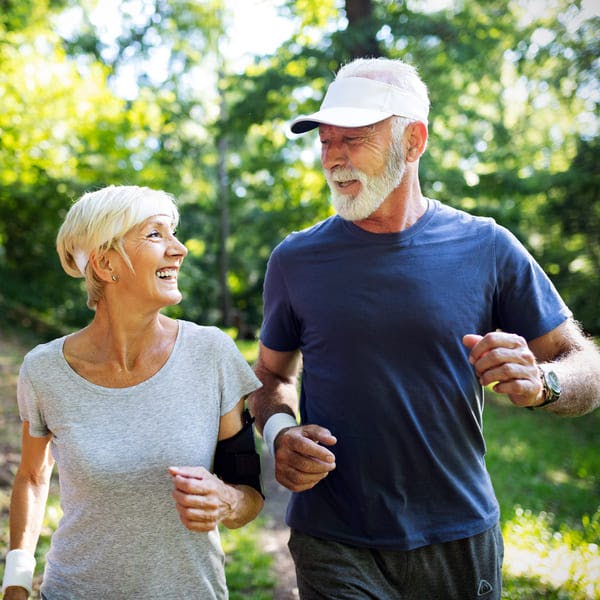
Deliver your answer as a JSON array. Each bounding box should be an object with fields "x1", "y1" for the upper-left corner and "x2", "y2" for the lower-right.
[
  {"x1": 2, "y1": 549, "x2": 36, "y2": 594},
  {"x1": 263, "y1": 413, "x2": 298, "y2": 456}
]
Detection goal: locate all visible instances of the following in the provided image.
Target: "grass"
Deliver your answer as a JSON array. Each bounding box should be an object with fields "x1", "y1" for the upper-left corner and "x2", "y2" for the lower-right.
[
  {"x1": 1, "y1": 329, "x2": 599, "y2": 598},
  {"x1": 484, "y1": 393, "x2": 600, "y2": 599},
  {"x1": 221, "y1": 521, "x2": 275, "y2": 600}
]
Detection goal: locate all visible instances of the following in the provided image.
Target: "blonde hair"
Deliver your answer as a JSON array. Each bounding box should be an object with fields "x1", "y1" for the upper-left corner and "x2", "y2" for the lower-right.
[{"x1": 56, "y1": 185, "x2": 180, "y2": 309}]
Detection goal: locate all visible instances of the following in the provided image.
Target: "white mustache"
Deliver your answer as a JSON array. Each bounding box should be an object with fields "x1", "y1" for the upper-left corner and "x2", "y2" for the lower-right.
[{"x1": 327, "y1": 168, "x2": 365, "y2": 183}]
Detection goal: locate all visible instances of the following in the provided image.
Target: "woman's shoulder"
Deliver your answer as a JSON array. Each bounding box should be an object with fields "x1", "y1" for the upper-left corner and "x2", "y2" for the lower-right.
[
  {"x1": 18, "y1": 337, "x2": 67, "y2": 391},
  {"x1": 176, "y1": 322, "x2": 243, "y2": 369},
  {"x1": 178, "y1": 320, "x2": 233, "y2": 348},
  {"x1": 23, "y1": 336, "x2": 66, "y2": 368}
]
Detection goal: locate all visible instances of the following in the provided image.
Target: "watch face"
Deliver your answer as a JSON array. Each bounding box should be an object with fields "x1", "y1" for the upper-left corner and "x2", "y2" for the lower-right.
[{"x1": 547, "y1": 370, "x2": 561, "y2": 394}]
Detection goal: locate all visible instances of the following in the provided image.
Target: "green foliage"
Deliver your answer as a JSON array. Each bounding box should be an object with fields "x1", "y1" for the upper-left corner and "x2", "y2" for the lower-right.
[
  {"x1": 0, "y1": 0, "x2": 67, "y2": 32},
  {"x1": 220, "y1": 520, "x2": 275, "y2": 600},
  {"x1": 223, "y1": 0, "x2": 599, "y2": 333},
  {"x1": 502, "y1": 507, "x2": 600, "y2": 599},
  {"x1": 0, "y1": 0, "x2": 598, "y2": 337},
  {"x1": 484, "y1": 392, "x2": 599, "y2": 598},
  {"x1": 484, "y1": 393, "x2": 599, "y2": 526},
  {"x1": 540, "y1": 138, "x2": 600, "y2": 333}
]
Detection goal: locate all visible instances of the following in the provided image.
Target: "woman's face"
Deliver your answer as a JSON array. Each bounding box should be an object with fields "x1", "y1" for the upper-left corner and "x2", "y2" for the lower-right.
[{"x1": 115, "y1": 214, "x2": 188, "y2": 311}]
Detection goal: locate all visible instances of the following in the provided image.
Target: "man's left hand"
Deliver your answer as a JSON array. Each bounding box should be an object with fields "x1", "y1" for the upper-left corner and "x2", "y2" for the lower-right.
[{"x1": 463, "y1": 332, "x2": 543, "y2": 408}]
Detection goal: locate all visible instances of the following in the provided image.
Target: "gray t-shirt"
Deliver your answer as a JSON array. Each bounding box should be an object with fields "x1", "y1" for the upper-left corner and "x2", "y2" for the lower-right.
[{"x1": 17, "y1": 320, "x2": 262, "y2": 600}]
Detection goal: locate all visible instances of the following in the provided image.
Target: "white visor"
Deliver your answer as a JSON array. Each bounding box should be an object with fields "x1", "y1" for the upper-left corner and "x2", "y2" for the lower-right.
[{"x1": 290, "y1": 77, "x2": 429, "y2": 134}]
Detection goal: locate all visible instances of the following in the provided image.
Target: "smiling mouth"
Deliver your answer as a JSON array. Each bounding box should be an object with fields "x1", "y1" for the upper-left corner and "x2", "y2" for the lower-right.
[
  {"x1": 336, "y1": 180, "x2": 358, "y2": 188},
  {"x1": 156, "y1": 269, "x2": 178, "y2": 280}
]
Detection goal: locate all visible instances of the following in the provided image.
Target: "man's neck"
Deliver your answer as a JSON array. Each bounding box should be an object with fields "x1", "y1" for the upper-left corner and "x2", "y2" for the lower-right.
[{"x1": 352, "y1": 176, "x2": 427, "y2": 234}]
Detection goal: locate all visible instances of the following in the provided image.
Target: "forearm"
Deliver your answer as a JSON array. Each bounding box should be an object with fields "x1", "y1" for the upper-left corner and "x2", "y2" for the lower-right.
[
  {"x1": 248, "y1": 381, "x2": 298, "y2": 432},
  {"x1": 3, "y1": 425, "x2": 53, "y2": 596},
  {"x1": 9, "y1": 468, "x2": 52, "y2": 552},
  {"x1": 249, "y1": 352, "x2": 301, "y2": 433},
  {"x1": 219, "y1": 484, "x2": 264, "y2": 529},
  {"x1": 542, "y1": 336, "x2": 600, "y2": 416},
  {"x1": 3, "y1": 471, "x2": 51, "y2": 597}
]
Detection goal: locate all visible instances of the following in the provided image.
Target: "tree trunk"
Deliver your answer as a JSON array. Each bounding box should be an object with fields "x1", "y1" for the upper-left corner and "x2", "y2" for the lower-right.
[
  {"x1": 217, "y1": 75, "x2": 232, "y2": 327},
  {"x1": 345, "y1": 0, "x2": 380, "y2": 58}
]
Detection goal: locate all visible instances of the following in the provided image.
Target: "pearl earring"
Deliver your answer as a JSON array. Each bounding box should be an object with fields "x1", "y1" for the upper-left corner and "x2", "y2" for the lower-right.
[{"x1": 111, "y1": 273, "x2": 119, "y2": 282}]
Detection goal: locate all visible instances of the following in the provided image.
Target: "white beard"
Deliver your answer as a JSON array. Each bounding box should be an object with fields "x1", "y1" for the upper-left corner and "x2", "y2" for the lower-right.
[{"x1": 326, "y1": 136, "x2": 406, "y2": 222}]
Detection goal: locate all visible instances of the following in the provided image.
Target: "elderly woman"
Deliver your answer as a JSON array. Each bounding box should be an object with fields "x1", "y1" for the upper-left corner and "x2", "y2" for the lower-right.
[{"x1": 2, "y1": 185, "x2": 264, "y2": 600}]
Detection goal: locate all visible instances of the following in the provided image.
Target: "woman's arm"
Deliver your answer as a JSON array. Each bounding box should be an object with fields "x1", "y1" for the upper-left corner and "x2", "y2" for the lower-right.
[
  {"x1": 3, "y1": 422, "x2": 54, "y2": 598},
  {"x1": 169, "y1": 399, "x2": 263, "y2": 531},
  {"x1": 215, "y1": 397, "x2": 264, "y2": 529}
]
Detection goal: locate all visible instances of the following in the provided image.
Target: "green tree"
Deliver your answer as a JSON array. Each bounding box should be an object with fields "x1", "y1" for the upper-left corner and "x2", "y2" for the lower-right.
[
  {"x1": 224, "y1": 0, "x2": 599, "y2": 333},
  {"x1": 0, "y1": 0, "x2": 226, "y2": 332},
  {"x1": 542, "y1": 138, "x2": 600, "y2": 333},
  {"x1": 1, "y1": 0, "x2": 597, "y2": 337},
  {"x1": 0, "y1": 6, "x2": 141, "y2": 329}
]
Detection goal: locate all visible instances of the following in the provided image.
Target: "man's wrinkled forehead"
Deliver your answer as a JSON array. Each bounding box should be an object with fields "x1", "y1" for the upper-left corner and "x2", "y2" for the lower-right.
[{"x1": 318, "y1": 119, "x2": 389, "y2": 137}]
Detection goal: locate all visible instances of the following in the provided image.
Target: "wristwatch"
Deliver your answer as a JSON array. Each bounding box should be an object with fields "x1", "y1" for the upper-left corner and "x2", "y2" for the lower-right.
[{"x1": 530, "y1": 365, "x2": 561, "y2": 409}]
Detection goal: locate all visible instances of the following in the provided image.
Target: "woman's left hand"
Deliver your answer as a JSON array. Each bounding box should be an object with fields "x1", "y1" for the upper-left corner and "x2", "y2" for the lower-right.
[{"x1": 168, "y1": 466, "x2": 238, "y2": 532}]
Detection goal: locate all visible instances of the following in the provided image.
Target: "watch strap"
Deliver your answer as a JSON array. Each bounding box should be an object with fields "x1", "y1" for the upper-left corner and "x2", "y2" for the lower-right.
[{"x1": 528, "y1": 366, "x2": 561, "y2": 410}]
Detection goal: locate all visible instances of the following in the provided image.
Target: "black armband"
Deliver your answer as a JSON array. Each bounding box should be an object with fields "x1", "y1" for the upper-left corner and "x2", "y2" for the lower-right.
[{"x1": 213, "y1": 409, "x2": 264, "y2": 497}]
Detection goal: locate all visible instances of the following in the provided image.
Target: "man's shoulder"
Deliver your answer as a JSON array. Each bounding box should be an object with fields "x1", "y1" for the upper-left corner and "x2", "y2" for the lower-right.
[
  {"x1": 275, "y1": 216, "x2": 340, "y2": 252},
  {"x1": 427, "y1": 199, "x2": 502, "y2": 245},
  {"x1": 433, "y1": 201, "x2": 535, "y2": 264},
  {"x1": 434, "y1": 199, "x2": 495, "y2": 228}
]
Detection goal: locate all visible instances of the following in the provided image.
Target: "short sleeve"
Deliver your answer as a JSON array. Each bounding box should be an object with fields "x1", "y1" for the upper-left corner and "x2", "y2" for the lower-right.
[
  {"x1": 259, "y1": 247, "x2": 302, "y2": 352},
  {"x1": 17, "y1": 361, "x2": 50, "y2": 437},
  {"x1": 493, "y1": 225, "x2": 572, "y2": 339},
  {"x1": 216, "y1": 332, "x2": 262, "y2": 416}
]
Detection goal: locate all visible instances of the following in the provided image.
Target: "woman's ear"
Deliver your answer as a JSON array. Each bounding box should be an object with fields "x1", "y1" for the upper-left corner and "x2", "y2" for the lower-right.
[
  {"x1": 405, "y1": 121, "x2": 428, "y2": 162},
  {"x1": 89, "y1": 251, "x2": 114, "y2": 283}
]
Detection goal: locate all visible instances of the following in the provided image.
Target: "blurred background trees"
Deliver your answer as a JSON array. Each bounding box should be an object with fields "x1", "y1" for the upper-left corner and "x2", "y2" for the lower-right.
[{"x1": 1, "y1": 0, "x2": 598, "y2": 337}]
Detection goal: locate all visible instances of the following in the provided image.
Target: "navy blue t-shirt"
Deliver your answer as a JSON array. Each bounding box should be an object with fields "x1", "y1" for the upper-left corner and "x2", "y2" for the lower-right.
[{"x1": 260, "y1": 199, "x2": 571, "y2": 550}]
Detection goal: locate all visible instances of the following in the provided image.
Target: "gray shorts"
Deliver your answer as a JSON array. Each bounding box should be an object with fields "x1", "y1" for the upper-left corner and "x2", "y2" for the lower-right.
[{"x1": 288, "y1": 523, "x2": 503, "y2": 600}]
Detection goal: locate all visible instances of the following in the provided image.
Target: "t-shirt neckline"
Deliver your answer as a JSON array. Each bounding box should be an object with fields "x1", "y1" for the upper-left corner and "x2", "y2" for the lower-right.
[
  {"x1": 337, "y1": 197, "x2": 438, "y2": 244},
  {"x1": 57, "y1": 320, "x2": 184, "y2": 394}
]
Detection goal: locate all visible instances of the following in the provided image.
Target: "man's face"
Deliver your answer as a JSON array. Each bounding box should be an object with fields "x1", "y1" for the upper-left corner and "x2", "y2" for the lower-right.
[{"x1": 319, "y1": 118, "x2": 406, "y2": 221}]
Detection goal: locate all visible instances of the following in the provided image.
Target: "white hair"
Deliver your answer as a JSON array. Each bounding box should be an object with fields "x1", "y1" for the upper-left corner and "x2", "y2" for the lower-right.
[
  {"x1": 336, "y1": 57, "x2": 430, "y2": 138},
  {"x1": 56, "y1": 185, "x2": 179, "y2": 309},
  {"x1": 335, "y1": 57, "x2": 430, "y2": 111}
]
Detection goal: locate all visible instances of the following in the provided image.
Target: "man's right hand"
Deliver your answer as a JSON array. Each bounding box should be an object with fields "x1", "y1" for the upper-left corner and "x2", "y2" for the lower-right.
[{"x1": 274, "y1": 425, "x2": 337, "y2": 492}]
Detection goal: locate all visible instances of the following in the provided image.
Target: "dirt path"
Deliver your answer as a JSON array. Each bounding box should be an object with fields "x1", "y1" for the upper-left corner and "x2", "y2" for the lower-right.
[{"x1": 258, "y1": 445, "x2": 299, "y2": 599}]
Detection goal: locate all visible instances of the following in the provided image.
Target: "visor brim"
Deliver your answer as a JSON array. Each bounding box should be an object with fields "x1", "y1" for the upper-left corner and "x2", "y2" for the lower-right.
[{"x1": 290, "y1": 107, "x2": 393, "y2": 134}]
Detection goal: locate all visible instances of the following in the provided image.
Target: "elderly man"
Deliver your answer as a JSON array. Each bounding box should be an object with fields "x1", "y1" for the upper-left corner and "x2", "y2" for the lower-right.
[{"x1": 249, "y1": 57, "x2": 600, "y2": 599}]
